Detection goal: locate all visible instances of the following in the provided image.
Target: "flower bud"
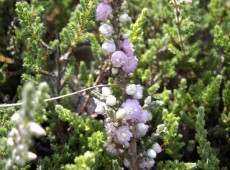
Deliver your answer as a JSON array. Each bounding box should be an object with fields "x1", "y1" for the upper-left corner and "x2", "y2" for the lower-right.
[
  {"x1": 102, "y1": 87, "x2": 112, "y2": 97},
  {"x1": 146, "y1": 148, "x2": 157, "y2": 158},
  {"x1": 152, "y1": 143, "x2": 162, "y2": 153},
  {"x1": 9, "y1": 128, "x2": 19, "y2": 137},
  {"x1": 144, "y1": 96, "x2": 152, "y2": 105},
  {"x1": 99, "y1": 24, "x2": 113, "y2": 37},
  {"x1": 27, "y1": 152, "x2": 37, "y2": 160},
  {"x1": 119, "y1": 14, "x2": 130, "y2": 24},
  {"x1": 106, "y1": 95, "x2": 117, "y2": 106},
  {"x1": 122, "y1": 33, "x2": 130, "y2": 39},
  {"x1": 116, "y1": 109, "x2": 126, "y2": 119},
  {"x1": 11, "y1": 113, "x2": 21, "y2": 124},
  {"x1": 136, "y1": 123, "x2": 149, "y2": 137},
  {"x1": 112, "y1": 68, "x2": 118, "y2": 75},
  {"x1": 27, "y1": 122, "x2": 46, "y2": 136},
  {"x1": 102, "y1": 40, "x2": 116, "y2": 55},
  {"x1": 95, "y1": 103, "x2": 105, "y2": 114},
  {"x1": 156, "y1": 124, "x2": 166, "y2": 134},
  {"x1": 7, "y1": 137, "x2": 14, "y2": 147},
  {"x1": 126, "y1": 84, "x2": 137, "y2": 95}
]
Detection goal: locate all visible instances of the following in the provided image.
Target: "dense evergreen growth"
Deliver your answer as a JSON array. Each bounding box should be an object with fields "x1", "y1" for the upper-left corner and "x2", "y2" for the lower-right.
[{"x1": 0, "y1": 0, "x2": 229, "y2": 169}]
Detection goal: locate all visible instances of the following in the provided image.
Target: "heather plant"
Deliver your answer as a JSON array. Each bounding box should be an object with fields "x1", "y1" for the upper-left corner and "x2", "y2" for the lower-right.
[{"x1": 0, "y1": 0, "x2": 230, "y2": 169}]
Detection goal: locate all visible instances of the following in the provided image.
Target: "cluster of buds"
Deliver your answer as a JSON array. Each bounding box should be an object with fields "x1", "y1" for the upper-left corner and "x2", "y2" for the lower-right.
[
  {"x1": 96, "y1": 0, "x2": 137, "y2": 74},
  {"x1": 140, "y1": 143, "x2": 162, "y2": 169},
  {"x1": 95, "y1": 1, "x2": 162, "y2": 169},
  {"x1": 93, "y1": 84, "x2": 162, "y2": 169},
  {"x1": 6, "y1": 83, "x2": 46, "y2": 167}
]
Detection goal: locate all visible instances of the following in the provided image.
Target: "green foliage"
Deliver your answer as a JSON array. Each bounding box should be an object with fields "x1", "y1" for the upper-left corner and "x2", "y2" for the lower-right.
[
  {"x1": 129, "y1": 8, "x2": 148, "y2": 45},
  {"x1": 202, "y1": 75, "x2": 222, "y2": 108},
  {"x1": 56, "y1": 105, "x2": 103, "y2": 133},
  {"x1": 195, "y1": 106, "x2": 219, "y2": 170},
  {"x1": 162, "y1": 109, "x2": 184, "y2": 160},
  {"x1": 78, "y1": 61, "x2": 91, "y2": 87},
  {"x1": 65, "y1": 151, "x2": 98, "y2": 170},
  {"x1": 214, "y1": 26, "x2": 230, "y2": 56},
  {"x1": 59, "y1": 0, "x2": 97, "y2": 53},
  {"x1": 0, "y1": 0, "x2": 230, "y2": 169},
  {"x1": 157, "y1": 160, "x2": 197, "y2": 170},
  {"x1": 222, "y1": 81, "x2": 230, "y2": 111},
  {"x1": 88, "y1": 131, "x2": 105, "y2": 152},
  {"x1": 16, "y1": 1, "x2": 45, "y2": 41}
]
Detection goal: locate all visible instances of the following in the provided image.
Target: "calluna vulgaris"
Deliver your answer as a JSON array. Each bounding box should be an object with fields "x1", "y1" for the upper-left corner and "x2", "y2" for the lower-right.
[{"x1": 0, "y1": 0, "x2": 230, "y2": 169}]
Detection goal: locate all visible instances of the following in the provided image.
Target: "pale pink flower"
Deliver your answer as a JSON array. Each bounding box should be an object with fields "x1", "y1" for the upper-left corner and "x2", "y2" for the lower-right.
[
  {"x1": 138, "y1": 110, "x2": 152, "y2": 123},
  {"x1": 96, "y1": 3, "x2": 113, "y2": 21},
  {"x1": 111, "y1": 51, "x2": 128, "y2": 67},
  {"x1": 102, "y1": 40, "x2": 116, "y2": 55},
  {"x1": 120, "y1": 39, "x2": 134, "y2": 56},
  {"x1": 139, "y1": 159, "x2": 155, "y2": 169},
  {"x1": 122, "y1": 56, "x2": 138, "y2": 73},
  {"x1": 115, "y1": 126, "x2": 133, "y2": 145},
  {"x1": 152, "y1": 143, "x2": 162, "y2": 153},
  {"x1": 135, "y1": 123, "x2": 149, "y2": 138},
  {"x1": 105, "y1": 122, "x2": 117, "y2": 137},
  {"x1": 99, "y1": 24, "x2": 113, "y2": 37},
  {"x1": 106, "y1": 143, "x2": 118, "y2": 156},
  {"x1": 121, "y1": 99, "x2": 142, "y2": 122}
]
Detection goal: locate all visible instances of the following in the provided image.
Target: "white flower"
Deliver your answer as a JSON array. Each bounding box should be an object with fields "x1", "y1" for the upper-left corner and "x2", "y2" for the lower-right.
[
  {"x1": 156, "y1": 124, "x2": 166, "y2": 133},
  {"x1": 112, "y1": 68, "x2": 118, "y2": 75},
  {"x1": 11, "y1": 113, "x2": 22, "y2": 124},
  {"x1": 126, "y1": 84, "x2": 137, "y2": 95},
  {"x1": 139, "y1": 159, "x2": 155, "y2": 169},
  {"x1": 135, "y1": 123, "x2": 149, "y2": 138},
  {"x1": 102, "y1": 40, "x2": 116, "y2": 55},
  {"x1": 9, "y1": 128, "x2": 19, "y2": 137},
  {"x1": 7, "y1": 137, "x2": 14, "y2": 147},
  {"x1": 27, "y1": 152, "x2": 37, "y2": 160},
  {"x1": 116, "y1": 109, "x2": 126, "y2": 119},
  {"x1": 119, "y1": 14, "x2": 130, "y2": 24},
  {"x1": 146, "y1": 148, "x2": 157, "y2": 158},
  {"x1": 106, "y1": 95, "x2": 116, "y2": 106},
  {"x1": 152, "y1": 143, "x2": 162, "y2": 153},
  {"x1": 99, "y1": 24, "x2": 113, "y2": 37},
  {"x1": 122, "y1": 33, "x2": 129, "y2": 39},
  {"x1": 27, "y1": 122, "x2": 46, "y2": 136},
  {"x1": 116, "y1": 126, "x2": 133, "y2": 145},
  {"x1": 125, "y1": 84, "x2": 143, "y2": 99},
  {"x1": 95, "y1": 105, "x2": 105, "y2": 114},
  {"x1": 144, "y1": 96, "x2": 152, "y2": 105},
  {"x1": 106, "y1": 143, "x2": 117, "y2": 156},
  {"x1": 94, "y1": 98, "x2": 107, "y2": 114},
  {"x1": 102, "y1": 87, "x2": 112, "y2": 97},
  {"x1": 136, "y1": 123, "x2": 148, "y2": 132}
]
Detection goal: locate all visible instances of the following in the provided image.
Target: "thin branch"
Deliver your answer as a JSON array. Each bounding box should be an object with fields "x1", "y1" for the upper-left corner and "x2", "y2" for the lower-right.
[
  {"x1": 0, "y1": 84, "x2": 116, "y2": 108},
  {"x1": 79, "y1": 60, "x2": 110, "y2": 114},
  {"x1": 173, "y1": 0, "x2": 186, "y2": 57}
]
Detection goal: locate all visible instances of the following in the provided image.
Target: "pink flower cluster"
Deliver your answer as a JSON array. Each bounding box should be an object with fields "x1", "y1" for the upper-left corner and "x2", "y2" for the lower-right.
[
  {"x1": 102, "y1": 84, "x2": 151, "y2": 148},
  {"x1": 93, "y1": 84, "x2": 161, "y2": 169},
  {"x1": 96, "y1": 0, "x2": 138, "y2": 73},
  {"x1": 95, "y1": 1, "x2": 162, "y2": 169}
]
